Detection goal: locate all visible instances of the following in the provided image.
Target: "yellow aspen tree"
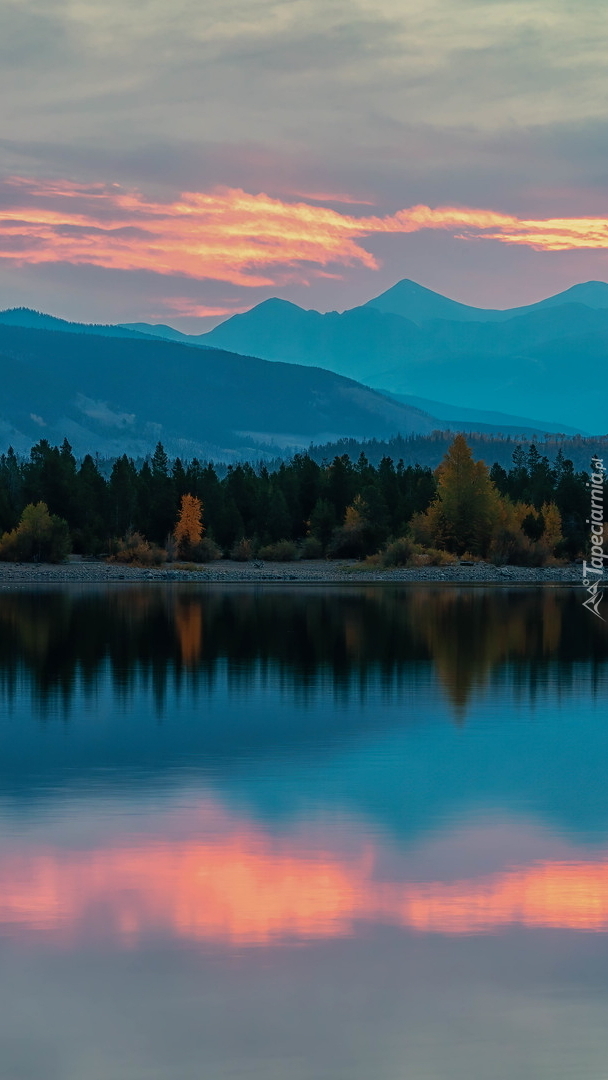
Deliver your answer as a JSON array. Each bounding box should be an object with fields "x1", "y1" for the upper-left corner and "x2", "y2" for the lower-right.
[
  {"x1": 540, "y1": 502, "x2": 563, "y2": 550},
  {"x1": 433, "y1": 434, "x2": 500, "y2": 555},
  {"x1": 343, "y1": 495, "x2": 367, "y2": 530},
  {"x1": 174, "y1": 494, "x2": 204, "y2": 551}
]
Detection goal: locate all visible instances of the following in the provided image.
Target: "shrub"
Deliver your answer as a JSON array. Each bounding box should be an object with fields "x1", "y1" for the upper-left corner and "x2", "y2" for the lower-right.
[
  {"x1": 108, "y1": 531, "x2": 166, "y2": 567},
  {"x1": 299, "y1": 536, "x2": 324, "y2": 560},
  {"x1": 380, "y1": 536, "x2": 417, "y2": 567},
  {"x1": 230, "y1": 537, "x2": 254, "y2": 561},
  {"x1": 488, "y1": 528, "x2": 547, "y2": 567},
  {"x1": 414, "y1": 548, "x2": 457, "y2": 566},
  {"x1": 189, "y1": 536, "x2": 222, "y2": 562},
  {"x1": 327, "y1": 524, "x2": 368, "y2": 559},
  {"x1": 258, "y1": 539, "x2": 298, "y2": 561},
  {"x1": 0, "y1": 502, "x2": 71, "y2": 563},
  {"x1": 377, "y1": 538, "x2": 458, "y2": 569}
]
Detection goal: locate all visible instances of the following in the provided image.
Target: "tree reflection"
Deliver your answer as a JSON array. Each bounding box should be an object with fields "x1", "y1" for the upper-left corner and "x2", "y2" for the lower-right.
[{"x1": 0, "y1": 586, "x2": 605, "y2": 718}]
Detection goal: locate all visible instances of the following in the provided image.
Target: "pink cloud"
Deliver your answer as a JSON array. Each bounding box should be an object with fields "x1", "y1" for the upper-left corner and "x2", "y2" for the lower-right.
[{"x1": 2, "y1": 177, "x2": 608, "y2": 291}]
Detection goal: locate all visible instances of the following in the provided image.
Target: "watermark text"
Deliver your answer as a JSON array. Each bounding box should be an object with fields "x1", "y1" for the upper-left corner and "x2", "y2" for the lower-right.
[{"x1": 582, "y1": 455, "x2": 606, "y2": 621}]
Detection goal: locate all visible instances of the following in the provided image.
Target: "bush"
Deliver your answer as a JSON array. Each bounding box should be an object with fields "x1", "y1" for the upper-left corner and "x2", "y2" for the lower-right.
[
  {"x1": 412, "y1": 548, "x2": 457, "y2": 566},
  {"x1": 299, "y1": 536, "x2": 324, "y2": 559},
  {"x1": 488, "y1": 528, "x2": 547, "y2": 567},
  {"x1": 189, "y1": 537, "x2": 222, "y2": 562},
  {"x1": 0, "y1": 502, "x2": 71, "y2": 563},
  {"x1": 230, "y1": 537, "x2": 254, "y2": 561},
  {"x1": 257, "y1": 539, "x2": 298, "y2": 561},
  {"x1": 108, "y1": 531, "x2": 166, "y2": 567},
  {"x1": 380, "y1": 536, "x2": 417, "y2": 567},
  {"x1": 327, "y1": 524, "x2": 369, "y2": 559}
]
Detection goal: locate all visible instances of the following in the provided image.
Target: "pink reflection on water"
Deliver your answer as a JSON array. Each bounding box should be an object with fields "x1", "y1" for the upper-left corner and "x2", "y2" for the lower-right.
[{"x1": 1, "y1": 809, "x2": 608, "y2": 947}]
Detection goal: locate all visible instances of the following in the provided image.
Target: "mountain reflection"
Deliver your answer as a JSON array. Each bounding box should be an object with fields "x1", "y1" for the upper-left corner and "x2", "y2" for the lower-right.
[{"x1": 0, "y1": 586, "x2": 605, "y2": 717}]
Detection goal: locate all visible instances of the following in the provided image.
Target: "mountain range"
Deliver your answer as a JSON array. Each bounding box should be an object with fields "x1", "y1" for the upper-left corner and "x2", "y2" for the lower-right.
[
  {"x1": 190, "y1": 280, "x2": 608, "y2": 433},
  {"x1": 0, "y1": 277, "x2": 605, "y2": 460}
]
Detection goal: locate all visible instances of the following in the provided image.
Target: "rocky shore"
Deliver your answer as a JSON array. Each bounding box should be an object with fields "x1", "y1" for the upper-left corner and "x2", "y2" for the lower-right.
[{"x1": 0, "y1": 557, "x2": 584, "y2": 586}]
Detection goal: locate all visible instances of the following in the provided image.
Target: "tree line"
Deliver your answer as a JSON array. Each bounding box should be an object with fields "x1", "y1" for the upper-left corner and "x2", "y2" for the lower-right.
[{"x1": 0, "y1": 434, "x2": 599, "y2": 563}]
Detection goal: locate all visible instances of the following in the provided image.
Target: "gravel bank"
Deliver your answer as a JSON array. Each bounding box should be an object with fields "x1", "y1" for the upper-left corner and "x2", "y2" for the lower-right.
[{"x1": 0, "y1": 558, "x2": 584, "y2": 586}]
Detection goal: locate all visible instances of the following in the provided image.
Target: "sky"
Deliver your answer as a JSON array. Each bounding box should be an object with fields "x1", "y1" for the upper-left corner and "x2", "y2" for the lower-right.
[{"x1": 2, "y1": 0, "x2": 608, "y2": 329}]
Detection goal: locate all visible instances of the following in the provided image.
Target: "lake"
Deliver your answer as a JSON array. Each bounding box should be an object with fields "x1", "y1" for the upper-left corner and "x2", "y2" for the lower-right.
[{"x1": 0, "y1": 584, "x2": 607, "y2": 1080}]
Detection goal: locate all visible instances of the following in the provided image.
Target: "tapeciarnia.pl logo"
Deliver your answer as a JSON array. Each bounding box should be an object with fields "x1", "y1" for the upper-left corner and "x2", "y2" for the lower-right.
[{"x1": 582, "y1": 455, "x2": 606, "y2": 621}]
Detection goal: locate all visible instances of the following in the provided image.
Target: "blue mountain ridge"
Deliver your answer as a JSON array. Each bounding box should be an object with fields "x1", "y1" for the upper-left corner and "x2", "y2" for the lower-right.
[
  {"x1": 1, "y1": 276, "x2": 604, "y2": 449},
  {"x1": 195, "y1": 281, "x2": 608, "y2": 433}
]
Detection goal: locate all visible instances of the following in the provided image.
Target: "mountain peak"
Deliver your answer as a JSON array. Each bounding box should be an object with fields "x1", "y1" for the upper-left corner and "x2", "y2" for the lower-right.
[
  {"x1": 363, "y1": 279, "x2": 483, "y2": 324},
  {"x1": 361, "y1": 277, "x2": 608, "y2": 325},
  {"x1": 543, "y1": 280, "x2": 608, "y2": 308}
]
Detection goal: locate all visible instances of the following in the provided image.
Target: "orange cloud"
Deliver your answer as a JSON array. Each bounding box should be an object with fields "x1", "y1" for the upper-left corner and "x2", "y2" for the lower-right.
[
  {"x1": 158, "y1": 298, "x2": 247, "y2": 319},
  {"x1": 1, "y1": 177, "x2": 607, "y2": 289},
  {"x1": 1, "y1": 825, "x2": 608, "y2": 948}
]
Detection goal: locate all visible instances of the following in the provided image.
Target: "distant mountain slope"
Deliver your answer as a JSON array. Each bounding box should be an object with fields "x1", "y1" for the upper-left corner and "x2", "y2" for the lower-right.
[
  {"x1": 0, "y1": 307, "x2": 153, "y2": 341},
  {"x1": 381, "y1": 393, "x2": 586, "y2": 437},
  {"x1": 364, "y1": 278, "x2": 608, "y2": 324},
  {"x1": 119, "y1": 321, "x2": 210, "y2": 344},
  {"x1": 203, "y1": 298, "x2": 427, "y2": 383},
  {"x1": 200, "y1": 291, "x2": 608, "y2": 433},
  {"x1": 0, "y1": 323, "x2": 437, "y2": 459}
]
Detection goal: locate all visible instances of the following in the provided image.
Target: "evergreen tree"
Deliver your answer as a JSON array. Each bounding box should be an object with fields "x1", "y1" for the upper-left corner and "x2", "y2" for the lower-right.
[
  {"x1": 74, "y1": 455, "x2": 108, "y2": 553},
  {"x1": 148, "y1": 442, "x2": 176, "y2": 542},
  {"x1": 109, "y1": 455, "x2": 138, "y2": 535},
  {"x1": 0, "y1": 448, "x2": 22, "y2": 531},
  {"x1": 266, "y1": 486, "x2": 292, "y2": 541},
  {"x1": 308, "y1": 498, "x2": 337, "y2": 548}
]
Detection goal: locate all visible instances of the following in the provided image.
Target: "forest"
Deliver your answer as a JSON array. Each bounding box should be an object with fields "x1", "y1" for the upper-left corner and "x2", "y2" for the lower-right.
[{"x1": 0, "y1": 434, "x2": 600, "y2": 565}]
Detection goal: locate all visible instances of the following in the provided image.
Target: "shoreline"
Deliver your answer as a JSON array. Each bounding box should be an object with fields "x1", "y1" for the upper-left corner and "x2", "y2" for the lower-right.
[{"x1": 0, "y1": 558, "x2": 584, "y2": 586}]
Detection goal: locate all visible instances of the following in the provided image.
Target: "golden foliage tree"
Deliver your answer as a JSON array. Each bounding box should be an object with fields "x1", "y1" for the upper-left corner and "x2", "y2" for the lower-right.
[
  {"x1": 424, "y1": 434, "x2": 500, "y2": 555},
  {"x1": 174, "y1": 494, "x2": 204, "y2": 554},
  {"x1": 343, "y1": 495, "x2": 367, "y2": 530},
  {"x1": 540, "y1": 501, "x2": 563, "y2": 550},
  {"x1": 0, "y1": 502, "x2": 71, "y2": 563}
]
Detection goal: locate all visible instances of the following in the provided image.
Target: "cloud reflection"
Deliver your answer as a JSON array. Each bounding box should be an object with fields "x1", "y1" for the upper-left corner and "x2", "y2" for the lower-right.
[{"x1": 1, "y1": 818, "x2": 608, "y2": 948}]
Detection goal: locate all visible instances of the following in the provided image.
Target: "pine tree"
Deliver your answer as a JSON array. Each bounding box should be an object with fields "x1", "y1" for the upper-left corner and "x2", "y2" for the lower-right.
[
  {"x1": 147, "y1": 443, "x2": 176, "y2": 542},
  {"x1": 308, "y1": 498, "x2": 337, "y2": 548},
  {"x1": 109, "y1": 455, "x2": 138, "y2": 535}
]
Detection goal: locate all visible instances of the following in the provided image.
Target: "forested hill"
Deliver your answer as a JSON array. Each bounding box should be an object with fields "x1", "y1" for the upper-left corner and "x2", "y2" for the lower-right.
[
  {"x1": 0, "y1": 321, "x2": 437, "y2": 458},
  {"x1": 306, "y1": 432, "x2": 608, "y2": 471}
]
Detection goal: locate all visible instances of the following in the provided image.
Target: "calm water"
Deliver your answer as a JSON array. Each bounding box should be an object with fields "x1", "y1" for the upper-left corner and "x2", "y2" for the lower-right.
[{"x1": 0, "y1": 584, "x2": 607, "y2": 1080}]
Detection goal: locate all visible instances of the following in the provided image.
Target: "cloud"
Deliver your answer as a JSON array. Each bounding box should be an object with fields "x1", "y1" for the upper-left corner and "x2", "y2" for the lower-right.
[
  {"x1": 158, "y1": 298, "x2": 248, "y2": 318},
  {"x1": 4, "y1": 0, "x2": 608, "y2": 319},
  {"x1": 2, "y1": 177, "x2": 608, "y2": 295}
]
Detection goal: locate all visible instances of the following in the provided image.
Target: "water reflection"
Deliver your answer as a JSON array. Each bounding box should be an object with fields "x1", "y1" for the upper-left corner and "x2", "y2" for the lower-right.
[
  {"x1": 2, "y1": 803, "x2": 608, "y2": 947},
  {"x1": 0, "y1": 586, "x2": 608, "y2": 1079},
  {"x1": 0, "y1": 586, "x2": 605, "y2": 718}
]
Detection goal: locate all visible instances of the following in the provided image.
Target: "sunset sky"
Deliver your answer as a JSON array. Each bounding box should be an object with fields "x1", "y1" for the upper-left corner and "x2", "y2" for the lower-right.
[{"x1": 2, "y1": 0, "x2": 608, "y2": 328}]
